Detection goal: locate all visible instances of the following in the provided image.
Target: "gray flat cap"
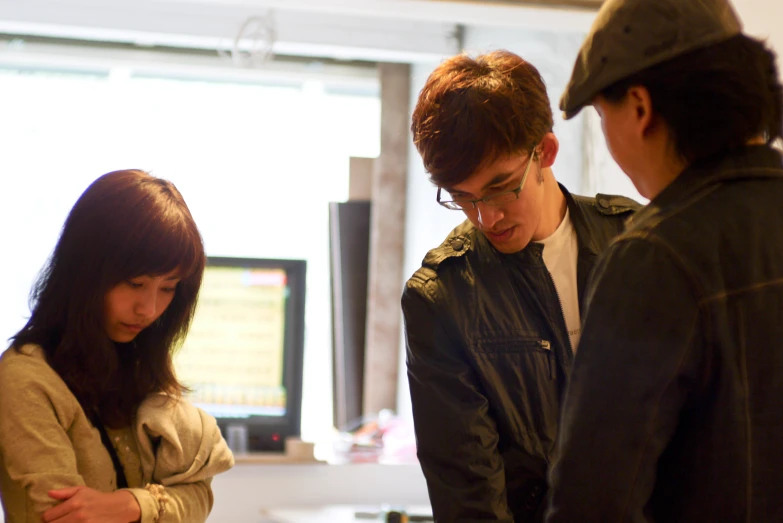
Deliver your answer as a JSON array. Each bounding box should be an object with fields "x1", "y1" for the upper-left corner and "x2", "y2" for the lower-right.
[{"x1": 560, "y1": 0, "x2": 743, "y2": 119}]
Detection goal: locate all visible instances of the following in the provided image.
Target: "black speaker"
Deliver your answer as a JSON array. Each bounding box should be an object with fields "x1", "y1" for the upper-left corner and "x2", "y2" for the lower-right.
[{"x1": 329, "y1": 200, "x2": 371, "y2": 431}]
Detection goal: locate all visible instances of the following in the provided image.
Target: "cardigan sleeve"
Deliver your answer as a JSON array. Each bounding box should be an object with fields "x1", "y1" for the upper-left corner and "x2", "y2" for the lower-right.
[
  {"x1": 0, "y1": 348, "x2": 88, "y2": 521},
  {"x1": 128, "y1": 393, "x2": 232, "y2": 522},
  {"x1": 127, "y1": 479, "x2": 214, "y2": 523}
]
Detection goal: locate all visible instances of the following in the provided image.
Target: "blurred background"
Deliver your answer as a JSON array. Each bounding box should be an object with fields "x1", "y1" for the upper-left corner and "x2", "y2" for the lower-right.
[{"x1": 0, "y1": 0, "x2": 779, "y2": 521}]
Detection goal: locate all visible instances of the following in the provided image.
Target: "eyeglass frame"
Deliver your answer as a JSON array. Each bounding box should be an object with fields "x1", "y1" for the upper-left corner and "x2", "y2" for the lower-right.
[{"x1": 436, "y1": 147, "x2": 539, "y2": 211}]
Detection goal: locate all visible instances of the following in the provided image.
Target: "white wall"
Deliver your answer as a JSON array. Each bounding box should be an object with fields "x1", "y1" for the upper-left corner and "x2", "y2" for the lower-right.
[{"x1": 733, "y1": 0, "x2": 783, "y2": 62}]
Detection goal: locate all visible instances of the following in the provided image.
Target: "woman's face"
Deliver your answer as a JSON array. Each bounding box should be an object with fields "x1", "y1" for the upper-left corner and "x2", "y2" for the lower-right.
[{"x1": 103, "y1": 270, "x2": 181, "y2": 342}]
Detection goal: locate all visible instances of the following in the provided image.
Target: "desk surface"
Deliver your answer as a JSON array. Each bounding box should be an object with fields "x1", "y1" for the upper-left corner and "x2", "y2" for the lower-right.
[
  {"x1": 0, "y1": 505, "x2": 433, "y2": 523},
  {"x1": 208, "y1": 462, "x2": 430, "y2": 522},
  {"x1": 257, "y1": 506, "x2": 433, "y2": 523},
  {"x1": 0, "y1": 463, "x2": 430, "y2": 523}
]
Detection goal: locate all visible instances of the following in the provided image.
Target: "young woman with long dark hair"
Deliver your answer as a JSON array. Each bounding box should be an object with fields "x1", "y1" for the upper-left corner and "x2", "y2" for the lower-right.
[{"x1": 0, "y1": 169, "x2": 233, "y2": 523}]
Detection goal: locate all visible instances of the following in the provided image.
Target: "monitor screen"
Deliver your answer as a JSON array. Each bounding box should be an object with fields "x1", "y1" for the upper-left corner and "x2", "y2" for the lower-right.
[{"x1": 175, "y1": 256, "x2": 306, "y2": 452}]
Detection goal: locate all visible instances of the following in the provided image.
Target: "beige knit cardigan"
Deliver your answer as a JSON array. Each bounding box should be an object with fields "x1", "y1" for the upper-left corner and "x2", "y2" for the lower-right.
[{"x1": 0, "y1": 345, "x2": 234, "y2": 523}]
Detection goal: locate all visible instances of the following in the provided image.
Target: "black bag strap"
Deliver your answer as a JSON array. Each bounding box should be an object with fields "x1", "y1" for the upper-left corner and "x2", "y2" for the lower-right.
[{"x1": 91, "y1": 412, "x2": 129, "y2": 489}]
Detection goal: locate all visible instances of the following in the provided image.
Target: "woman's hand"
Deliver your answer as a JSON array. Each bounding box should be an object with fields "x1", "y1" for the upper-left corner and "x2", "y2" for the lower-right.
[{"x1": 44, "y1": 486, "x2": 141, "y2": 523}]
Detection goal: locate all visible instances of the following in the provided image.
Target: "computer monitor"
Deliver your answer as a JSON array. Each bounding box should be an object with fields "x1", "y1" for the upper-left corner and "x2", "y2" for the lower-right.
[{"x1": 175, "y1": 256, "x2": 306, "y2": 452}]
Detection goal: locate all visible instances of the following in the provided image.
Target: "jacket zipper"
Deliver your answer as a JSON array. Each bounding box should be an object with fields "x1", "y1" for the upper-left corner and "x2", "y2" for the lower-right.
[
  {"x1": 543, "y1": 268, "x2": 574, "y2": 380},
  {"x1": 545, "y1": 271, "x2": 573, "y2": 352},
  {"x1": 540, "y1": 340, "x2": 555, "y2": 380}
]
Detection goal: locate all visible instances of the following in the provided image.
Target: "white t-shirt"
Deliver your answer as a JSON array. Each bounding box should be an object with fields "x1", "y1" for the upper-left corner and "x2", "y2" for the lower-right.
[{"x1": 534, "y1": 208, "x2": 581, "y2": 352}]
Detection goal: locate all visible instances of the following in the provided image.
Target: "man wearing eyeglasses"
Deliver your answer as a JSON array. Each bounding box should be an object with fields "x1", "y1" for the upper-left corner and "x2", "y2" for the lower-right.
[{"x1": 402, "y1": 50, "x2": 639, "y2": 523}]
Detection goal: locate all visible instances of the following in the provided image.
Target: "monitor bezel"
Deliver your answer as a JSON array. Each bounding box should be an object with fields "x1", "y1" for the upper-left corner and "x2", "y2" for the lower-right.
[{"x1": 188, "y1": 256, "x2": 307, "y2": 452}]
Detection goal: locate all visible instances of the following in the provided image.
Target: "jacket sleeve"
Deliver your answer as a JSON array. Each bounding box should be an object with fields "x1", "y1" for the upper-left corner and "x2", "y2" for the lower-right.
[
  {"x1": 129, "y1": 393, "x2": 231, "y2": 523},
  {"x1": 0, "y1": 356, "x2": 87, "y2": 522},
  {"x1": 127, "y1": 479, "x2": 213, "y2": 523},
  {"x1": 546, "y1": 237, "x2": 703, "y2": 522},
  {"x1": 403, "y1": 281, "x2": 515, "y2": 523}
]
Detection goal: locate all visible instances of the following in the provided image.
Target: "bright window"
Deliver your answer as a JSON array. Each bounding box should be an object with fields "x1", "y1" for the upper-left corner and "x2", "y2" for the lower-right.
[{"x1": 0, "y1": 43, "x2": 381, "y2": 446}]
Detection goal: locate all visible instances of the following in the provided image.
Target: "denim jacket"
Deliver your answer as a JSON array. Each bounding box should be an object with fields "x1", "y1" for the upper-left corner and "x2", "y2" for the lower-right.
[
  {"x1": 548, "y1": 145, "x2": 783, "y2": 522},
  {"x1": 403, "y1": 185, "x2": 639, "y2": 523}
]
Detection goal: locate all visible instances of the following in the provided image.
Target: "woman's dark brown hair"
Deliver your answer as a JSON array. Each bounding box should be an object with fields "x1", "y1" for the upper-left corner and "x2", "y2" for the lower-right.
[
  {"x1": 12, "y1": 169, "x2": 206, "y2": 427},
  {"x1": 602, "y1": 34, "x2": 783, "y2": 164},
  {"x1": 411, "y1": 50, "x2": 554, "y2": 187}
]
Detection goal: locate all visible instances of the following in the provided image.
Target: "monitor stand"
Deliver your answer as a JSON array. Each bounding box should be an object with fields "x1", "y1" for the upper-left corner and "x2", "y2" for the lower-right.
[{"x1": 233, "y1": 437, "x2": 323, "y2": 464}]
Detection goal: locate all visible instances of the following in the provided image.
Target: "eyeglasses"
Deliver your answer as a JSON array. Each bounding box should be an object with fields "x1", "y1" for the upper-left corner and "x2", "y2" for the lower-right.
[{"x1": 437, "y1": 148, "x2": 538, "y2": 211}]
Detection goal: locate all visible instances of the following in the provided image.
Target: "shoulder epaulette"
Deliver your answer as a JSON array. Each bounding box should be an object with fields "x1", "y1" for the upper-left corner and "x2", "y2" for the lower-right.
[
  {"x1": 594, "y1": 193, "x2": 642, "y2": 215},
  {"x1": 422, "y1": 234, "x2": 472, "y2": 270}
]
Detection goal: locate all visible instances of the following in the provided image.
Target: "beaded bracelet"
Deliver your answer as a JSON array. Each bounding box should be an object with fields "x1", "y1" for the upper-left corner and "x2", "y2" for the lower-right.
[{"x1": 144, "y1": 483, "x2": 169, "y2": 521}]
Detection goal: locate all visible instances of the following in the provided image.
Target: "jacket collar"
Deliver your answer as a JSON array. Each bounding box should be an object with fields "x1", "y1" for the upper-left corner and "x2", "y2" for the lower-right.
[
  {"x1": 561, "y1": 182, "x2": 601, "y2": 257},
  {"x1": 425, "y1": 182, "x2": 623, "y2": 267},
  {"x1": 630, "y1": 145, "x2": 783, "y2": 228},
  {"x1": 467, "y1": 183, "x2": 602, "y2": 263}
]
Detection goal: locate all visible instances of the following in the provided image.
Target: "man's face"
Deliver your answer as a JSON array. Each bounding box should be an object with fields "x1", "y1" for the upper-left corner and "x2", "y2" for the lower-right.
[
  {"x1": 444, "y1": 151, "x2": 545, "y2": 254},
  {"x1": 593, "y1": 92, "x2": 656, "y2": 199},
  {"x1": 594, "y1": 96, "x2": 637, "y2": 178}
]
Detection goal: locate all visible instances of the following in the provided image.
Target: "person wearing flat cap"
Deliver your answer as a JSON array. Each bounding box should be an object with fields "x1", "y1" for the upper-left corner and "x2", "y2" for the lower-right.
[{"x1": 546, "y1": 0, "x2": 783, "y2": 521}]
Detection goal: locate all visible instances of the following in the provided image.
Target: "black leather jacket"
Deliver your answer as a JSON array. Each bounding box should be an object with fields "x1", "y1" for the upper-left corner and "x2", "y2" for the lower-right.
[
  {"x1": 402, "y1": 185, "x2": 639, "y2": 522},
  {"x1": 547, "y1": 146, "x2": 783, "y2": 522}
]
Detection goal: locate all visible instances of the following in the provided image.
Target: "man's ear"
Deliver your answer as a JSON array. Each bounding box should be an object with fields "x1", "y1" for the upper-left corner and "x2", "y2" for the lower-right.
[
  {"x1": 626, "y1": 86, "x2": 655, "y2": 138},
  {"x1": 538, "y1": 132, "x2": 559, "y2": 169}
]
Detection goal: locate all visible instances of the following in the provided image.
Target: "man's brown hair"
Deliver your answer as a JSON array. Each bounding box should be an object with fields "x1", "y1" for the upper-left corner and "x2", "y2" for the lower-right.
[{"x1": 412, "y1": 50, "x2": 554, "y2": 187}]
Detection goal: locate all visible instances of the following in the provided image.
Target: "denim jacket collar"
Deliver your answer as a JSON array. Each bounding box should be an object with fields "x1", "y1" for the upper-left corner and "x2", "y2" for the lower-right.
[{"x1": 630, "y1": 145, "x2": 783, "y2": 229}]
